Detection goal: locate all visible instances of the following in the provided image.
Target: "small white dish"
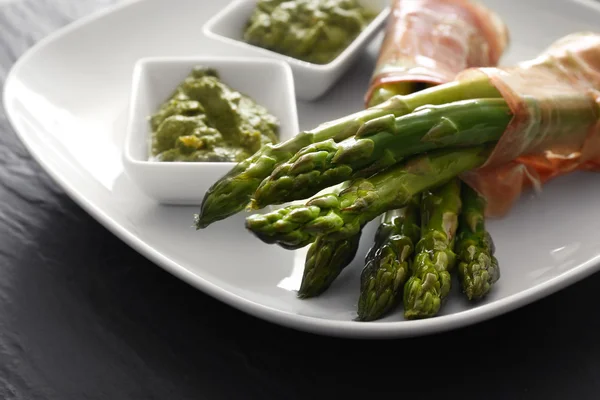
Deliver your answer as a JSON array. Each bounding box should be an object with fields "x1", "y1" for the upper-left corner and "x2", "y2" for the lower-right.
[
  {"x1": 122, "y1": 56, "x2": 299, "y2": 205},
  {"x1": 202, "y1": 0, "x2": 391, "y2": 101}
]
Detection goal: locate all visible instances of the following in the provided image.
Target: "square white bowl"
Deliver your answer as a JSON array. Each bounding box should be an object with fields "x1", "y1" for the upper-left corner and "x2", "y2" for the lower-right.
[
  {"x1": 202, "y1": 0, "x2": 391, "y2": 101},
  {"x1": 123, "y1": 56, "x2": 299, "y2": 205}
]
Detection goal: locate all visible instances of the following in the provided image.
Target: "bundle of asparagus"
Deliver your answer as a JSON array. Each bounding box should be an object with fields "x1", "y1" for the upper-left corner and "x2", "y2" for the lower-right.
[
  {"x1": 354, "y1": 0, "x2": 508, "y2": 320},
  {"x1": 196, "y1": 2, "x2": 600, "y2": 320},
  {"x1": 364, "y1": 0, "x2": 509, "y2": 108},
  {"x1": 243, "y1": 32, "x2": 600, "y2": 317},
  {"x1": 295, "y1": 0, "x2": 510, "y2": 301},
  {"x1": 194, "y1": 0, "x2": 508, "y2": 228},
  {"x1": 242, "y1": 33, "x2": 600, "y2": 221}
]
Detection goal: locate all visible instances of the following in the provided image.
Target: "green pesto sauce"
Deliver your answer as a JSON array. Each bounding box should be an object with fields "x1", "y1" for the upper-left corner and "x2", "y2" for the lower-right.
[
  {"x1": 243, "y1": 0, "x2": 377, "y2": 65},
  {"x1": 149, "y1": 66, "x2": 280, "y2": 163}
]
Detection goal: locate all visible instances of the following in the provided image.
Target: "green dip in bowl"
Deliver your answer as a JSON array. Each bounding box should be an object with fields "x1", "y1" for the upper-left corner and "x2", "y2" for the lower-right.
[{"x1": 243, "y1": 0, "x2": 377, "y2": 65}]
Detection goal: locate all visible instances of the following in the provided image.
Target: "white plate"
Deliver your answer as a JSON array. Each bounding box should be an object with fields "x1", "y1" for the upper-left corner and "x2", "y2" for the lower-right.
[{"x1": 4, "y1": 0, "x2": 600, "y2": 339}]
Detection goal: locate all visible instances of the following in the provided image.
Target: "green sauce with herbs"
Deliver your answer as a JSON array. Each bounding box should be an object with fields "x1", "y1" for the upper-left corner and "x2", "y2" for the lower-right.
[
  {"x1": 149, "y1": 66, "x2": 280, "y2": 163},
  {"x1": 243, "y1": 0, "x2": 377, "y2": 65}
]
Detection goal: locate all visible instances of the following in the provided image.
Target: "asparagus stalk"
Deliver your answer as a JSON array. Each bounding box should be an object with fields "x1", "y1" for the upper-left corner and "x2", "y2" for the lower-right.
[
  {"x1": 298, "y1": 232, "x2": 362, "y2": 298},
  {"x1": 297, "y1": 98, "x2": 506, "y2": 306},
  {"x1": 403, "y1": 178, "x2": 462, "y2": 319},
  {"x1": 298, "y1": 83, "x2": 421, "y2": 299},
  {"x1": 357, "y1": 199, "x2": 420, "y2": 321},
  {"x1": 249, "y1": 183, "x2": 350, "y2": 250},
  {"x1": 245, "y1": 204, "x2": 316, "y2": 250},
  {"x1": 195, "y1": 76, "x2": 499, "y2": 227},
  {"x1": 250, "y1": 98, "x2": 510, "y2": 209},
  {"x1": 368, "y1": 82, "x2": 430, "y2": 108},
  {"x1": 455, "y1": 183, "x2": 500, "y2": 300},
  {"x1": 245, "y1": 146, "x2": 492, "y2": 247},
  {"x1": 356, "y1": 81, "x2": 420, "y2": 320},
  {"x1": 297, "y1": 181, "x2": 362, "y2": 298}
]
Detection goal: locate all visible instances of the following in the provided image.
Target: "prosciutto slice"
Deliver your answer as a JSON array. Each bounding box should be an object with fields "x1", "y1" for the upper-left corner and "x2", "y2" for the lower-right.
[
  {"x1": 460, "y1": 32, "x2": 600, "y2": 216},
  {"x1": 365, "y1": 0, "x2": 509, "y2": 105}
]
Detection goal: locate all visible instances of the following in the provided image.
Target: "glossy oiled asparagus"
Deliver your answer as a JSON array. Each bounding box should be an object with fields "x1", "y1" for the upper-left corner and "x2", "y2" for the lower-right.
[
  {"x1": 245, "y1": 146, "x2": 492, "y2": 247},
  {"x1": 250, "y1": 98, "x2": 510, "y2": 209},
  {"x1": 355, "y1": 82, "x2": 424, "y2": 321},
  {"x1": 196, "y1": 76, "x2": 498, "y2": 227},
  {"x1": 357, "y1": 199, "x2": 420, "y2": 321},
  {"x1": 403, "y1": 178, "x2": 462, "y2": 320},
  {"x1": 455, "y1": 183, "x2": 500, "y2": 300},
  {"x1": 298, "y1": 233, "x2": 362, "y2": 298},
  {"x1": 298, "y1": 82, "x2": 423, "y2": 300}
]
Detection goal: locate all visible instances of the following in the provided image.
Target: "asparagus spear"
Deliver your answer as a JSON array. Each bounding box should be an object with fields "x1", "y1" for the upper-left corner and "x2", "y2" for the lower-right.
[
  {"x1": 195, "y1": 76, "x2": 499, "y2": 227},
  {"x1": 403, "y1": 178, "x2": 462, "y2": 319},
  {"x1": 250, "y1": 98, "x2": 510, "y2": 209},
  {"x1": 298, "y1": 232, "x2": 362, "y2": 298},
  {"x1": 357, "y1": 199, "x2": 420, "y2": 321},
  {"x1": 245, "y1": 203, "x2": 316, "y2": 250},
  {"x1": 355, "y1": 82, "x2": 420, "y2": 319},
  {"x1": 356, "y1": 87, "x2": 501, "y2": 320},
  {"x1": 298, "y1": 83, "x2": 421, "y2": 299},
  {"x1": 297, "y1": 182, "x2": 362, "y2": 298},
  {"x1": 455, "y1": 183, "x2": 500, "y2": 300},
  {"x1": 297, "y1": 99, "x2": 505, "y2": 306},
  {"x1": 368, "y1": 82, "x2": 430, "y2": 108},
  {"x1": 245, "y1": 146, "x2": 492, "y2": 247}
]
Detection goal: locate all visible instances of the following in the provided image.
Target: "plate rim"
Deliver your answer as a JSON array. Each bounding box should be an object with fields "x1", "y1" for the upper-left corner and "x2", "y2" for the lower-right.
[{"x1": 4, "y1": 0, "x2": 600, "y2": 339}]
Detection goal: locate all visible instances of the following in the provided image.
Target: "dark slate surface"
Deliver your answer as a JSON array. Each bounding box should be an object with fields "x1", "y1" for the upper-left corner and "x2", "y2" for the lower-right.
[{"x1": 1, "y1": 1, "x2": 600, "y2": 399}]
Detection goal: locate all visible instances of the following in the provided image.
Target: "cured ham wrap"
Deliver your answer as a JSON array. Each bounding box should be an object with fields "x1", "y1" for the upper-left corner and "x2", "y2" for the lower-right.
[
  {"x1": 365, "y1": 0, "x2": 509, "y2": 106},
  {"x1": 460, "y1": 32, "x2": 600, "y2": 215}
]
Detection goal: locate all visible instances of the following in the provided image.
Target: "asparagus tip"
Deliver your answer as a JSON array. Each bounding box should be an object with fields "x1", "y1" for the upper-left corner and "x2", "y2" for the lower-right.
[
  {"x1": 297, "y1": 285, "x2": 324, "y2": 299},
  {"x1": 193, "y1": 213, "x2": 210, "y2": 229}
]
